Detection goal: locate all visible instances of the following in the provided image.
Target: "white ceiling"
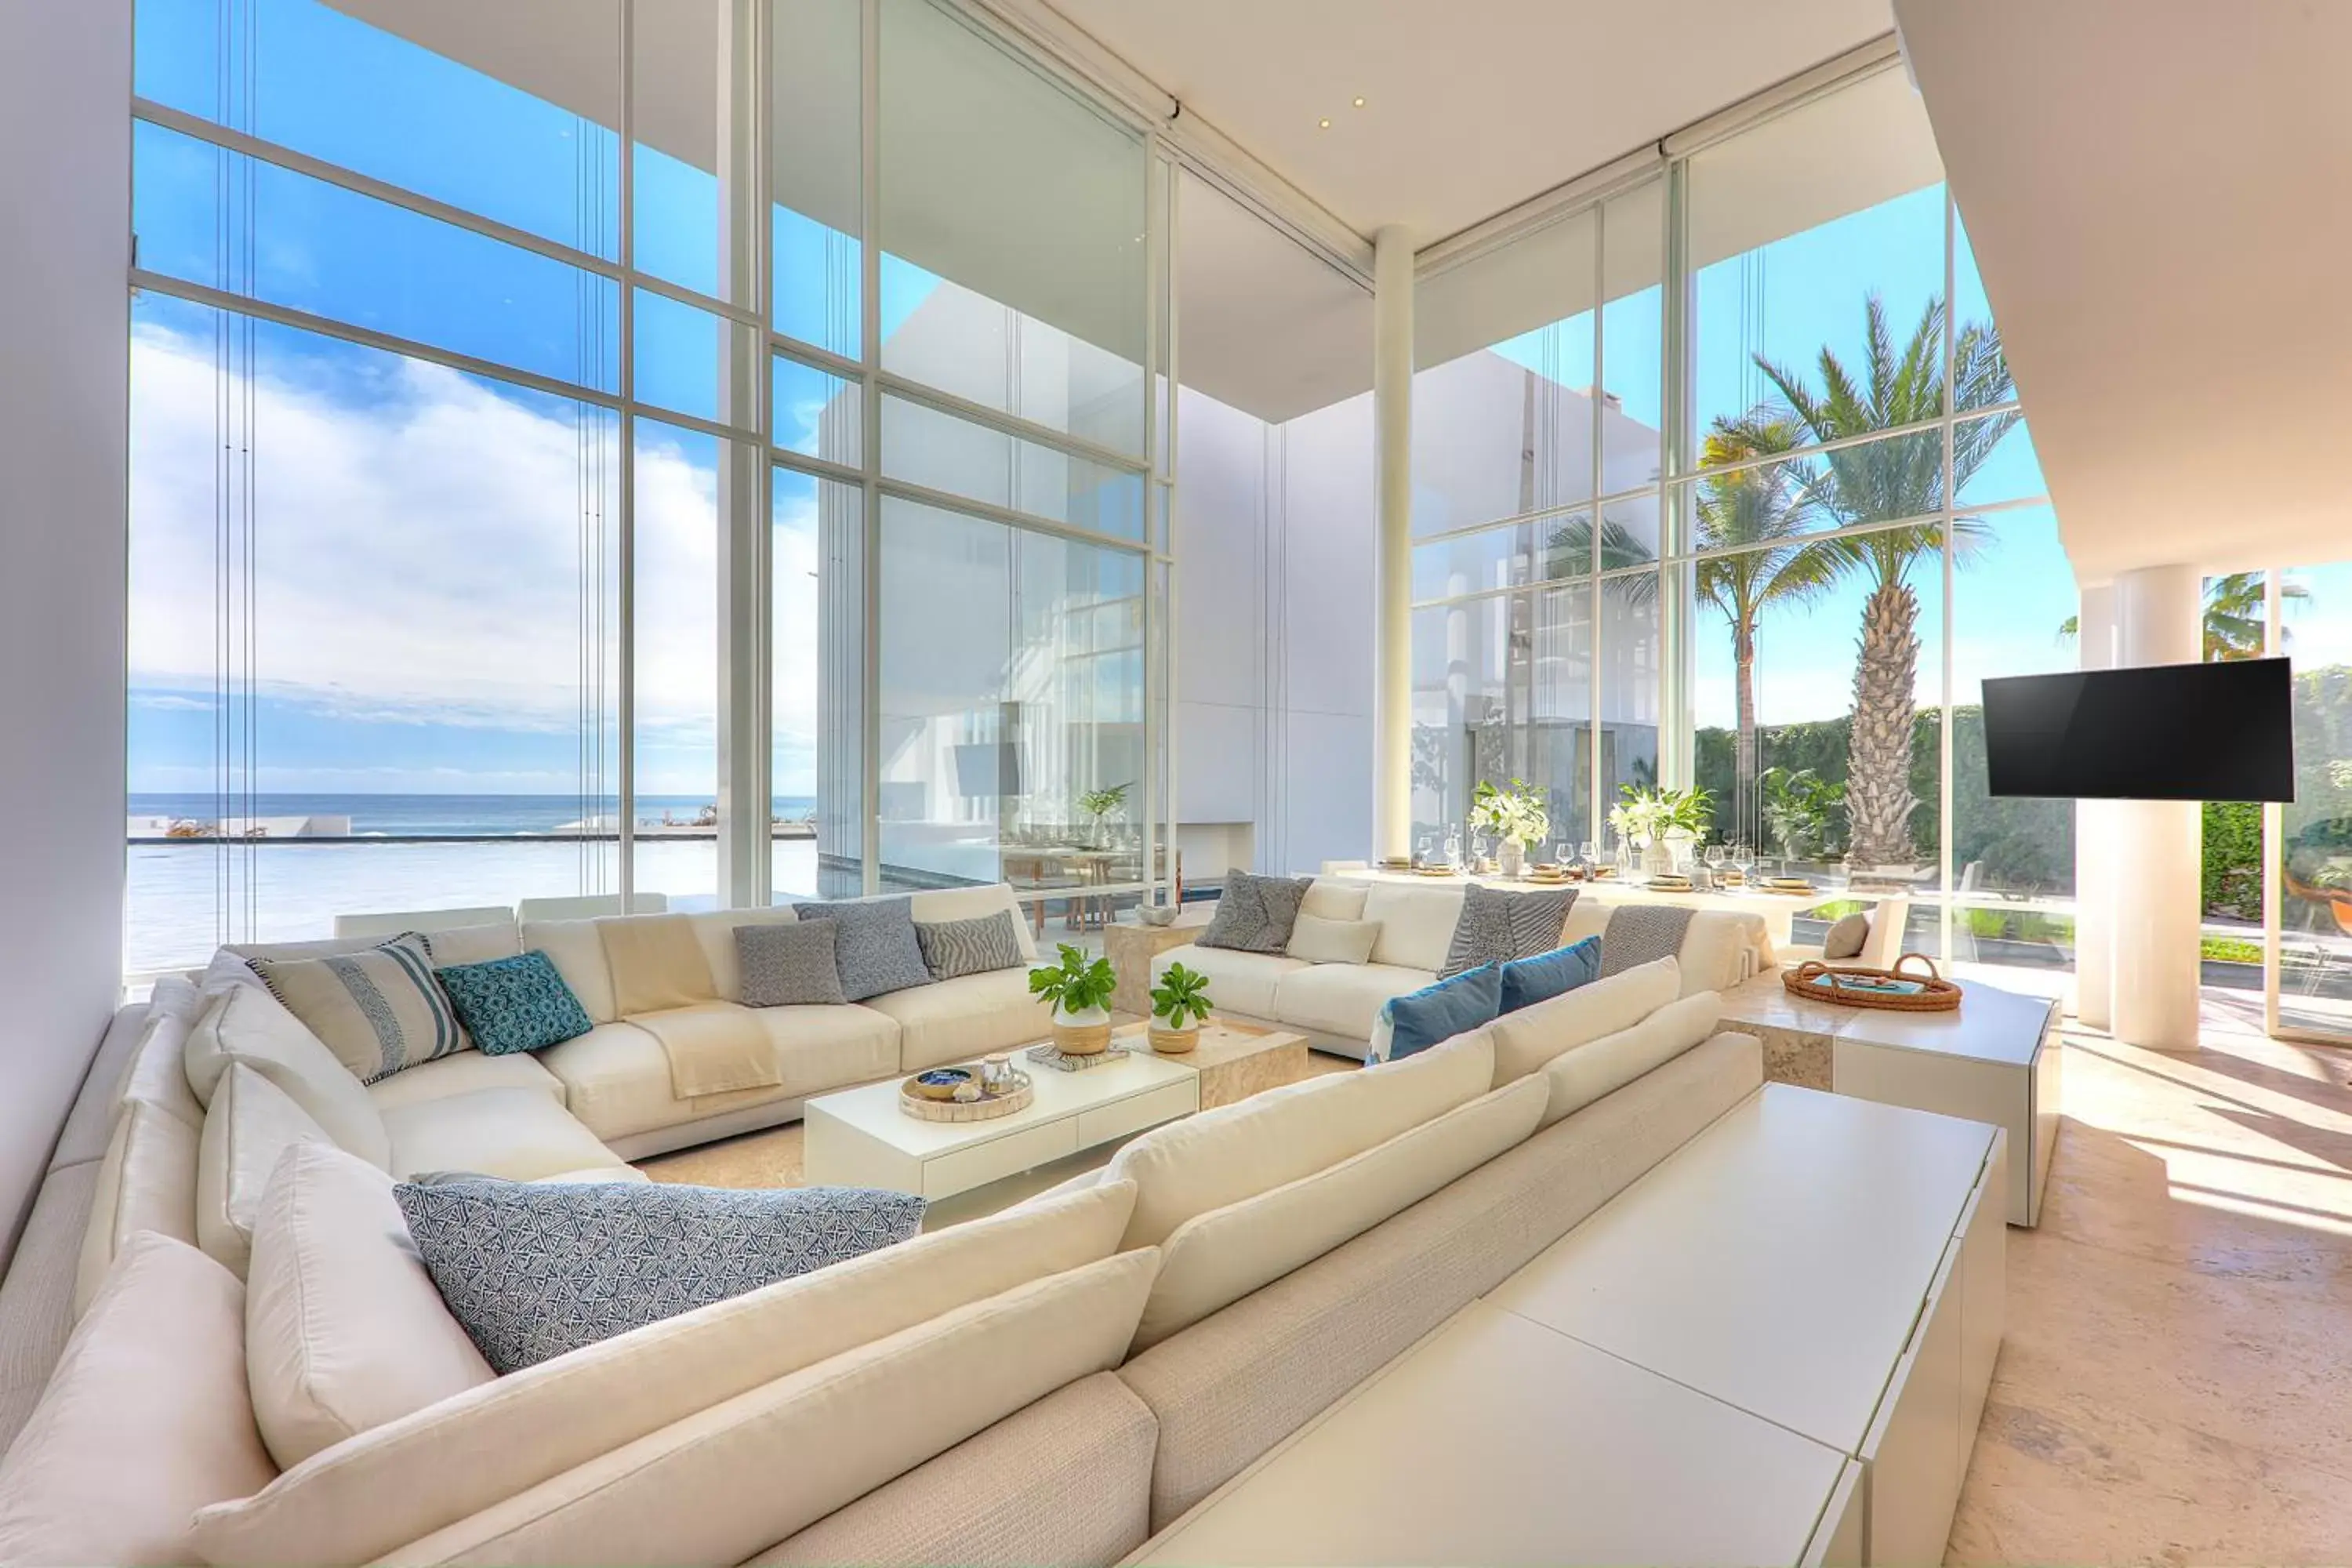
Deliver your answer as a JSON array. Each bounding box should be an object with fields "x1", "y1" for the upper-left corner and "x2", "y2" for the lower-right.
[
  {"x1": 1044, "y1": 0, "x2": 1893, "y2": 245},
  {"x1": 1895, "y1": 0, "x2": 2352, "y2": 584}
]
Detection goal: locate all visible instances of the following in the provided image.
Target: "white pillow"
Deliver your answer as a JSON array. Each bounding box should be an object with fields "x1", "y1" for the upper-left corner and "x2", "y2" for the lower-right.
[
  {"x1": 197, "y1": 1064, "x2": 336, "y2": 1278},
  {"x1": 1107, "y1": 1031, "x2": 1494, "y2": 1250},
  {"x1": 1284, "y1": 913, "x2": 1381, "y2": 966},
  {"x1": 0, "y1": 1233, "x2": 275, "y2": 1566},
  {"x1": 245, "y1": 1142, "x2": 494, "y2": 1468},
  {"x1": 1135, "y1": 1075, "x2": 1548, "y2": 1349},
  {"x1": 184, "y1": 985, "x2": 390, "y2": 1168},
  {"x1": 74, "y1": 1099, "x2": 201, "y2": 1318}
]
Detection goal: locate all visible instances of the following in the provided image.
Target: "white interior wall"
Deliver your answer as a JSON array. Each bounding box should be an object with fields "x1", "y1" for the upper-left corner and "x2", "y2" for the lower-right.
[{"x1": 0, "y1": 2, "x2": 132, "y2": 1260}]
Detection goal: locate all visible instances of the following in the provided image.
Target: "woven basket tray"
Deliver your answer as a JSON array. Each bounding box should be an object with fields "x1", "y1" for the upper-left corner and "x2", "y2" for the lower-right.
[
  {"x1": 1782, "y1": 953, "x2": 1962, "y2": 1012},
  {"x1": 899, "y1": 1071, "x2": 1033, "y2": 1122}
]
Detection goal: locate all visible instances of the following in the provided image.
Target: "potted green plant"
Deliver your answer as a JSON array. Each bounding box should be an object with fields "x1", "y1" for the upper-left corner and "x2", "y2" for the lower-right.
[
  {"x1": 1027, "y1": 942, "x2": 1118, "y2": 1055},
  {"x1": 1609, "y1": 785, "x2": 1714, "y2": 878},
  {"x1": 1076, "y1": 782, "x2": 1131, "y2": 848},
  {"x1": 1146, "y1": 960, "x2": 1214, "y2": 1054},
  {"x1": 1468, "y1": 778, "x2": 1550, "y2": 878}
]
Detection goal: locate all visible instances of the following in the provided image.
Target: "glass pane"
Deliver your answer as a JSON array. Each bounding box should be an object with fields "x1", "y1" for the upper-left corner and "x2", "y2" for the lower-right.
[
  {"x1": 879, "y1": 497, "x2": 1146, "y2": 892},
  {"x1": 1600, "y1": 570, "x2": 1663, "y2": 835},
  {"x1": 772, "y1": 466, "x2": 866, "y2": 899},
  {"x1": 633, "y1": 287, "x2": 759, "y2": 428},
  {"x1": 137, "y1": 0, "x2": 622, "y2": 260},
  {"x1": 1690, "y1": 66, "x2": 1947, "y2": 447},
  {"x1": 2279, "y1": 562, "x2": 2352, "y2": 1039},
  {"x1": 126, "y1": 292, "x2": 620, "y2": 973},
  {"x1": 772, "y1": 352, "x2": 862, "y2": 466},
  {"x1": 1408, "y1": 590, "x2": 1592, "y2": 865},
  {"x1": 1682, "y1": 429, "x2": 1949, "y2": 541},
  {"x1": 135, "y1": 118, "x2": 621, "y2": 393},
  {"x1": 771, "y1": 0, "x2": 864, "y2": 358},
  {"x1": 880, "y1": 395, "x2": 1145, "y2": 540},
  {"x1": 1950, "y1": 506, "x2": 2077, "y2": 909},
  {"x1": 1956, "y1": 409, "x2": 2042, "y2": 508},
  {"x1": 880, "y1": 0, "x2": 1148, "y2": 457},
  {"x1": 1692, "y1": 528, "x2": 1944, "y2": 879},
  {"x1": 1411, "y1": 208, "x2": 1597, "y2": 535},
  {"x1": 1600, "y1": 180, "x2": 1665, "y2": 485},
  {"x1": 1413, "y1": 519, "x2": 1568, "y2": 604},
  {"x1": 633, "y1": 0, "x2": 759, "y2": 304},
  {"x1": 631, "y1": 419, "x2": 731, "y2": 910}
]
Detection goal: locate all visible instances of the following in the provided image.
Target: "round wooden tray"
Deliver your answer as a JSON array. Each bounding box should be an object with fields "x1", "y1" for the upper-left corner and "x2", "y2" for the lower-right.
[
  {"x1": 1783, "y1": 953, "x2": 1962, "y2": 1011},
  {"x1": 899, "y1": 1070, "x2": 1034, "y2": 1122}
]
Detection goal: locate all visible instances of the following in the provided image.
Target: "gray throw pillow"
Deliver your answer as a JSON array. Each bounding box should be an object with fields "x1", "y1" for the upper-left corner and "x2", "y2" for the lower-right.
[
  {"x1": 915, "y1": 911, "x2": 1025, "y2": 982},
  {"x1": 737, "y1": 921, "x2": 846, "y2": 1007},
  {"x1": 395, "y1": 1179, "x2": 926, "y2": 1373},
  {"x1": 1824, "y1": 911, "x2": 1871, "y2": 960},
  {"x1": 1441, "y1": 884, "x2": 1579, "y2": 978},
  {"x1": 789, "y1": 897, "x2": 935, "y2": 1001},
  {"x1": 1196, "y1": 868, "x2": 1315, "y2": 954}
]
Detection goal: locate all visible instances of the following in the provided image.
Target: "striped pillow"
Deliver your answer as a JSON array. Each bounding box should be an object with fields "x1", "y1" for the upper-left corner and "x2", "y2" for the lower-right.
[{"x1": 249, "y1": 934, "x2": 467, "y2": 1085}]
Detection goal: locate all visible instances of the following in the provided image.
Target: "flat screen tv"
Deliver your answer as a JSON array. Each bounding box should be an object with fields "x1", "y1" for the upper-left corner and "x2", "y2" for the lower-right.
[{"x1": 1981, "y1": 658, "x2": 2295, "y2": 802}]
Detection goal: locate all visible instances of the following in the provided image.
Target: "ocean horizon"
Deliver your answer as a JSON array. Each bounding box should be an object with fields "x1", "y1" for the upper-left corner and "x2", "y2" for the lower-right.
[{"x1": 129, "y1": 792, "x2": 820, "y2": 837}]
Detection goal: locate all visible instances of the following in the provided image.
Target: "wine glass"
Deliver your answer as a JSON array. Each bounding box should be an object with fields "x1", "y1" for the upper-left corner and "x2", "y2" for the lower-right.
[
  {"x1": 1577, "y1": 840, "x2": 1598, "y2": 880},
  {"x1": 1703, "y1": 842, "x2": 1728, "y2": 891},
  {"x1": 1731, "y1": 840, "x2": 1756, "y2": 886}
]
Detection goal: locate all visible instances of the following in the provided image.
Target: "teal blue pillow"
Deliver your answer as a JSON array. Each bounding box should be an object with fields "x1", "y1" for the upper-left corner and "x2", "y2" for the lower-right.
[
  {"x1": 434, "y1": 951, "x2": 593, "y2": 1056},
  {"x1": 1499, "y1": 937, "x2": 1602, "y2": 1014},
  {"x1": 1381, "y1": 964, "x2": 1503, "y2": 1061}
]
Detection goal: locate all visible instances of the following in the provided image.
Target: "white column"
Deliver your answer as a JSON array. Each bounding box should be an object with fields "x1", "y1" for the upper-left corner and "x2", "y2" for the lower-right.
[
  {"x1": 713, "y1": 0, "x2": 769, "y2": 908},
  {"x1": 2073, "y1": 583, "x2": 2118, "y2": 1028},
  {"x1": 2110, "y1": 563, "x2": 2202, "y2": 1051},
  {"x1": 1372, "y1": 227, "x2": 1415, "y2": 862}
]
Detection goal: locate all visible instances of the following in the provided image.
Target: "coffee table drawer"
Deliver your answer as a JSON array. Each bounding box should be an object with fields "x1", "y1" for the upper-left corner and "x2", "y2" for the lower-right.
[
  {"x1": 920, "y1": 1119, "x2": 1080, "y2": 1200},
  {"x1": 1076, "y1": 1079, "x2": 1198, "y2": 1148}
]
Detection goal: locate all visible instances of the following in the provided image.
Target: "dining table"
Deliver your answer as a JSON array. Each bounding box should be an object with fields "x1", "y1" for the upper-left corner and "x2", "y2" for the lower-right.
[{"x1": 1327, "y1": 866, "x2": 1878, "y2": 951}]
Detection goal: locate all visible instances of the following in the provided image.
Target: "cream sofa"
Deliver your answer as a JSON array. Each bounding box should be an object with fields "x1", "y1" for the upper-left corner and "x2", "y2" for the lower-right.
[
  {"x1": 1150, "y1": 875, "x2": 1773, "y2": 1059},
  {"x1": 0, "y1": 938, "x2": 1817, "y2": 1566}
]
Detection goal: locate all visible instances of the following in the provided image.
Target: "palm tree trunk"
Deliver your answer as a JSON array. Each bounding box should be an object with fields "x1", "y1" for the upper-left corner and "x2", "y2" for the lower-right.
[
  {"x1": 1847, "y1": 580, "x2": 1921, "y2": 867},
  {"x1": 1733, "y1": 616, "x2": 1759, "y2": 848}
]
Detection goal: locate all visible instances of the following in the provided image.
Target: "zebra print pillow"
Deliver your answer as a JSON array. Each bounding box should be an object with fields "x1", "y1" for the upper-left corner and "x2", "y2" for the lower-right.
[
  {"x1": 914, "y1": 911, "x2": 1027, "y2": 982},
  {"x1": 1439, "y1": 884, "x2": 1579, "y2": 978}
]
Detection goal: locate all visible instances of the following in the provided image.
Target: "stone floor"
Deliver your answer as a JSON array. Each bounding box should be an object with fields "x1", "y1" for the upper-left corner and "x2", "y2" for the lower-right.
[{"x1": 1947, "y1": 1002, "x2": 2352, "y2": 1565}]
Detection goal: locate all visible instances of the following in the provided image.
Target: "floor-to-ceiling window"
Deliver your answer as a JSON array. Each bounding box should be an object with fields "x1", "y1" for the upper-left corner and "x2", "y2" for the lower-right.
[{"x1": 125, "y1": 0, "x2": 1172, "y2": 977}]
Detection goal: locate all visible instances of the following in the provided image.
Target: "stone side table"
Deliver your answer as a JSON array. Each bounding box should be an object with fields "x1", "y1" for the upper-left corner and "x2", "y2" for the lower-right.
[
  {"x1": 1114, "y1": 1018, "x2": 1309, "y2": 1110},
  {"x1": 1105, "y1": 918, "x2": 1207, "y2": 1017}
]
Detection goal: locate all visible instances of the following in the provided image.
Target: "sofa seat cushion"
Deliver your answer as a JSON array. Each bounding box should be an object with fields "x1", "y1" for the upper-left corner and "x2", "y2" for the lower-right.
[
  {"x1": 1271, "y1": 962, "x2": 1431, "y2": 1041},
  {"x1": 862, "y1": 969, "x2": 1051, "y2": 1073},
  {"x1": 379, "y1": 1088, "x2": 623, "y2": 1183},
  {"x1": 0, "y1": 1233, "x2": 275, "y2": 1566},
  {"x1": 185, "y1": 985, "x2": 392, "y2": 1170},
  {"x1": 364, "y1": 1047, "x2": 567, "y2": 1113},
  {"x1": 539, "y1": 1013, "x2": 897, "y2": 1142},
  {"x1": 1106, "y1": 1033, "x2": 1496, "y2": 1250},
  {"x1": 245, "y1": 1144, "x2": 493, "y2": 1469},
  {"x1": 1360, "y1": 883, "x2": 1468, "y2": 973},
  {"x1": 1149, "y1": 946, "x2": 1306, "y2": 1022},
  {"x1": 186, "y1": 1182, "x2": 1140, "y2": 1568}
]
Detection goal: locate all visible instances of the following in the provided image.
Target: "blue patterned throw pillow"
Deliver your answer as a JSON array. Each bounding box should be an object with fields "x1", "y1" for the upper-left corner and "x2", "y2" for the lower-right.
[
  {"x1": 395, "y1": 1179, "x2": 926, "y2": 1373},
  {"x1": 433, "y1": 951, "x2": 593, "y2": 1056}
]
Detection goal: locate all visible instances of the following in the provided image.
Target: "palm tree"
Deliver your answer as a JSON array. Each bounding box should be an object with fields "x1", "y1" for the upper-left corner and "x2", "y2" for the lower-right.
[
  {"x1": 1751, "y1": 296, "x2": 2018, "y2": 867},
  {"x1": 2057, "y1": 572, "x2": 2310, "y2": 659},
  {"x1": 1692, "y1": 414, "x2": 1838, "y2": 847}
]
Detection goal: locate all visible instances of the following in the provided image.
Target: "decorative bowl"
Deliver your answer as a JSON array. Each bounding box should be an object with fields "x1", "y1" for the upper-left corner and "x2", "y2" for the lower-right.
[
  {"x1": 909, "y1": 1066, "x2": 975, "y2": 1102},
  {"x1": 1138, "y1": 904, "x2": 1178, "y2": 927}
]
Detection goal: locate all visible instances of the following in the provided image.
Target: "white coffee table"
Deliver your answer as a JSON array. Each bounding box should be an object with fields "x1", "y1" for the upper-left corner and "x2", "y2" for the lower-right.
[{"x1": 802, "y1": 1048, "x2": 1199, "y2": 1211}]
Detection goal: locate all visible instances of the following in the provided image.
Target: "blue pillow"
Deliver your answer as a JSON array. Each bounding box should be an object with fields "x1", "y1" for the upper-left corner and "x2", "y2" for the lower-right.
[
  {"x1": 1498, "y1": 937, "x2": 1602, "y2": 1014},
  {"x1": 1381, "y1": 963, "x2": 1503, "y2": 1061},
  {"x1": 396, "y1": 1179, "x2": 926, "y2": 1373},
  {"x1": 433, "y1": 951, "x2": 593, "y2": 1056}
]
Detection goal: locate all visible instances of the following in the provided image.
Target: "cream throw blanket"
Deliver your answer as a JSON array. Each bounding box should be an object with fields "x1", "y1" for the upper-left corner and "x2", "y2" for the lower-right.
[{"x1": 597, "y1": 916, "x2": 782, "y2": 1097}]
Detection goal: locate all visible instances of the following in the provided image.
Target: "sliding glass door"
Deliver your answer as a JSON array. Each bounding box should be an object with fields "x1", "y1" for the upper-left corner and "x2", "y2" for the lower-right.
[{"x1": 2270, "y1": 562, "x2": 2352, "y2": 1042}]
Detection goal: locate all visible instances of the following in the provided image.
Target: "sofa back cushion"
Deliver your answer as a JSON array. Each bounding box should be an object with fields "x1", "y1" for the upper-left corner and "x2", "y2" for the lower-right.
[
  {"x1": 118, "y1": 993, "x2": 205, "y2": 1132},
  {"x1": 371, "y1": 1251, "x2": 1160, "y2": 1568},
  {"x1": 517, "y1": 917, "x2": 619, "y2": 1023},
  {"x1": 1360, "y1": 882, "x2": 1467, "y2": 973},
  {"x1": 1106, "y1": 1032, "x2": 1494, "y2": 1250},
  {"x1": 183, "y1": 985, "x2": 391, "y2": 1169},
  {"x1": 74, "y1": 1098, "x2": 200, "y2": 1318},
  {"x1": 0, "y1": 1233, "x2": 276, "y2": 1566},
  {"x1": 196, "y1": 1064, "x2": 335, "y2": 1278},
  {"x1": 1134, "y1": 1075, "x2": 1548, "y2": 1350},
  {"x1": 907, "y1": 883, "x2": 1038, "y2": 964},
  {"x1": 1539, "y1": 991, "x2": 1726, "y2": 1127},
  {"x1": 597, "y1": 913, "x2": 720, "y2": 1015},
  {"x1": 187, "y1": 1179, "x2": 1140, "y2": 1567},
  {"x1": 1486, "y1": 956, "x2": 1681, "y2": 1088},
  {"x1": 1298, "y1": 878, "x2": 1370, "y2": 922},
  {"x1": 245, "y1": 1144, "x2": 494, "y2": 1470}
]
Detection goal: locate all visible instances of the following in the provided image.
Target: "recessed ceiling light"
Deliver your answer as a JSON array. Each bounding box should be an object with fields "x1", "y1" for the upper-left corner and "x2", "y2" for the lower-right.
[
  {"x1": 1318, "y1": 118, "x2": 1331, "y2": 129},
  {"x1": 1352, "y1": 96, "x2": 1367, "y2": 108}
]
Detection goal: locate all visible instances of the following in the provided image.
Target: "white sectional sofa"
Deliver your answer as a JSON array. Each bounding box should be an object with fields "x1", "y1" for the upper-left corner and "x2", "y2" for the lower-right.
[{"x1": 1150, "y1": 874, "x2": 1774, "y2": 1059}]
